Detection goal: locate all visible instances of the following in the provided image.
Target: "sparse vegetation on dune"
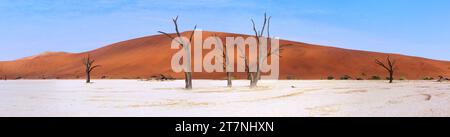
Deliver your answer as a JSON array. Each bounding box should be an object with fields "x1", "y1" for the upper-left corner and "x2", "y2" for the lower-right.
[
  {"x1": 327, "y1": 76, "x2": 334, "y2": 80},
  {"x1": 422, "y1": 76, "x2": 434, "y2": 80},
  {"x1": 286, "y1": 75, "x2": 297, "y2": 80},
  {"x1": 340, "y1": 75, "x2": 351, "y2": 80},
  {"x1": 370, "y1": 75, "x2": 381, "y2": 80},
  {"x1": 146, "y1": 74, "x2": 175, "y2": 81}
]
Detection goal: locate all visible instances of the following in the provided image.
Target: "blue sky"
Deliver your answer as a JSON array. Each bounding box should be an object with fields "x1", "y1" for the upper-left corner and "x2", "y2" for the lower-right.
[{"x1": 0, "y1": 0, "x2": 449, "y2": 61}]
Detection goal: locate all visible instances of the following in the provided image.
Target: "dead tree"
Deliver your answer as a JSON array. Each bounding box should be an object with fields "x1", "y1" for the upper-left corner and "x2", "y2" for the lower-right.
[
  {"x1": 375, "y1": 56, "x2": 396, "y2": 83},
  {"x1": 248, "y1": 13, "x2": 272, "y2": 88},
  {"x1": 83, "y1": 54, "x2": 101, "y2": 83},
  {"x1": 158, "y1": 16, "x2": 196, "y2": 89},
  {"x1": 213, "y1": 34, "x2": 233, "y2": 87},
  {"x1": 239, "y1": 13, "x2": 285, "y2": 88},
  {"x1": 437, "y1": 76, "x2": 448, "y2": 82},
  {"x1": 224, "y1": 46, "x2": 233, "y2": 87}
]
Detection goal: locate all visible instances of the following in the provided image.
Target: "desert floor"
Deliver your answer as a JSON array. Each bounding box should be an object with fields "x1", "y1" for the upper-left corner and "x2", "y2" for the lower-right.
[{"x1": 0, "y1": 80, "x2": 449, "y2": 117}]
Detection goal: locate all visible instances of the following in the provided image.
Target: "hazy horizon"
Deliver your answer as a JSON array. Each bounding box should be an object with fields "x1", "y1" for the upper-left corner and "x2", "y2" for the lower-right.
[{"x1": 1, "y1": 0, "x2": 449, "y2": 61}]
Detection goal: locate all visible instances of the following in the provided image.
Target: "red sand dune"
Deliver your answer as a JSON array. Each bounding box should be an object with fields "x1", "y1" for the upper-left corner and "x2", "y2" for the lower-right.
[{"x1": 0, "y1": 31, "x2": 449, "y2": 80}]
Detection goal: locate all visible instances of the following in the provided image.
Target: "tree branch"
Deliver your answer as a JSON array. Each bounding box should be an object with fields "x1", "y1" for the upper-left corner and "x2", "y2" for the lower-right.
[
  {"x1": 259, "y1": 12, "x2": 267, "y2": 36},
  {"x1": 188, "y1": 25, "x2": 197, "y2": 42},
  {"x1": 375, "y1": 59, "x2": 390, "y2": 71},
  {"x1": 89, "y1": 65, "x2": 101, "y2": 73},
  {"x1": 173, "y1": 16, "x2": 181, "y2": 38},
  {"x1": 251, "y1": 19, "x2": 259, "y2": 37}
]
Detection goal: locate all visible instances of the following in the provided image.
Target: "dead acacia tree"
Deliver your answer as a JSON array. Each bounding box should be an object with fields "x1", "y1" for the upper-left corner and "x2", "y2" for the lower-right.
[
  {"x1": 223, "y1": 44, "x2": 233, "y2": 87},
  {"x1": 158, "y1": 16, "x2": 196, "y2": 89},
  {"x1": 437, "y1": 76, "x2": 449, "y2": 82},
  {"x1": 238, "y1": 13, "x2": 285, "y2": 88},
  {"x1": 213, "y1": 34, "x2": 233, "y2": 87},
  {"x1": 375, "y1": 56, "x2": 397, "y2": 83},
  {"x1": 437, "y1": 76, "x2": 444, "y2": 82},
  {"x1": 83, "y1": 54, "x2": 101, "y2": 83},
  {"x1": 248, "y1": 13, "x2": 272, "y2": 88}
]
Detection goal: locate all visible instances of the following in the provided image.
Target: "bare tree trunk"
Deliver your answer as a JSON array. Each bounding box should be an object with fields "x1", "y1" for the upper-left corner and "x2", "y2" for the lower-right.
[
  {"x1": 86, "y1": 72, "x2": 91, "y2": 83},
  {"x1": 389, "y1": 70, "x2": 394, "y2": 83},
  {"x1": 254, "y1": 67, "x2": 260, "y2": 85},
  {"x1": 227, "y1": 72, "x2": 232, "y2": 87},
  {"x1": 185, "y1": 72, "x2": 192, "y2": 89},
  {"x1": 249, "y1": 72, "x2": 256, "y2": 88},
  {"x1": 85, "y1": 63, "x2": 91, "y2": 83}
]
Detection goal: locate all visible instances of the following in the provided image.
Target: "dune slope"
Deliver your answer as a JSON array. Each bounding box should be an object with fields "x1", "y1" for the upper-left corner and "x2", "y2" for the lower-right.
[{"x1": 0, "y1": 31, "x2": 449, "y2": 80}]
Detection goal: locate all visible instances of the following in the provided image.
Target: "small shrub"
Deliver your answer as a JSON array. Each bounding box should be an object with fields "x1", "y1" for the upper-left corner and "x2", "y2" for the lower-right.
[
  {"x1": 422, "y1": 76, "x2": 434, "y2": 80},
  {"x1": 399, "y1": 77, "x2": 406, "y2": 80},
  {"x1": 370, "y1": 75, "x2": 381, "y2": 80},
  {"x1": 166, "y1": 76, "x2": 175, "y2": 80},
  {"x1": 149, "y1": 75, "x2": 158, "y2": 80},
  {"x1": 286, "y1": 75, "x2": 297, "y2": 80},
  {"x1": 340, "y1": 75, "x2": 351, "y2": 80},
  {"x1": 327, "y1": 76, "x2": 334, "y2": 80}
]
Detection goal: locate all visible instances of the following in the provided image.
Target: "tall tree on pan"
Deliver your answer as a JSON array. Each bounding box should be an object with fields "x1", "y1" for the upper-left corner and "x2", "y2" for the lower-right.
[
  {"x1": 83, "y1": 54, "x2": 101, "y2": 83},
  {"x1": 375, "y1": 56, "x2": 397, "y2": 83},
  {"x1": 158, "y1": 16, "x2": 196, "y2": 89},
  {"x1": 248, "y1": 13, "x2": 283, "y2": 88},
  {"x1": 213, "y1": 34, "x2": 233, "y2": 87}
]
